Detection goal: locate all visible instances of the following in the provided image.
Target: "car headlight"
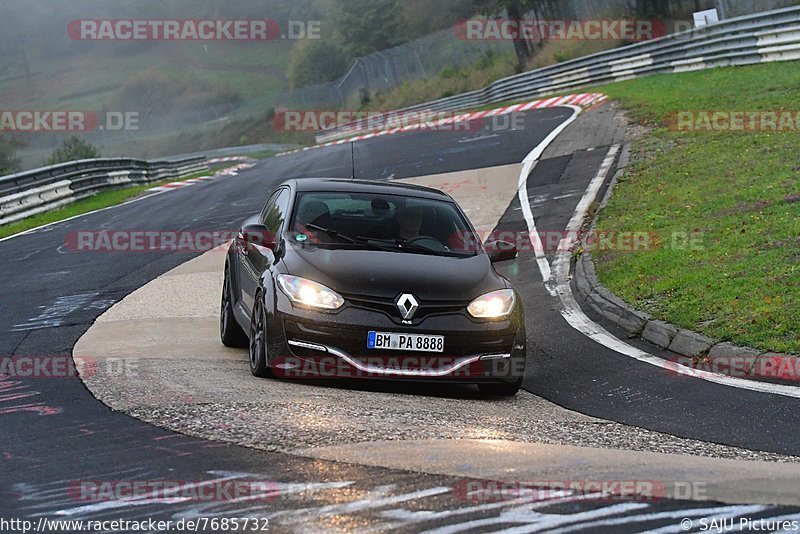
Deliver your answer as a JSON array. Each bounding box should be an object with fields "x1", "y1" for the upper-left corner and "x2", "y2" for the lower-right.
[
  {"x1": 467, "y1": 289, "x2": 515, "y2": 318},
  {"x1": 277, "y1": 274, "x2": 344, "y2": 310}
]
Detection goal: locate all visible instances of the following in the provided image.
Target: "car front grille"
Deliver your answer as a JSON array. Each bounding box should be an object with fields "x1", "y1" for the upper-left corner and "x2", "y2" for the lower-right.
[{"x1": 342, "y1": 294, "x2": 468, "y2": 324}]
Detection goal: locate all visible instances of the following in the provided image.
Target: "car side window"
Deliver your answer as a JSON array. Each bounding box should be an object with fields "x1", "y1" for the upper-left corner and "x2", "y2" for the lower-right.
[
  {"x1": 261, "y1": 188, "x2": 291, "y2": 235},
  {"x1": 259, "y1": 190, "x2": 280, "y2": 225}
]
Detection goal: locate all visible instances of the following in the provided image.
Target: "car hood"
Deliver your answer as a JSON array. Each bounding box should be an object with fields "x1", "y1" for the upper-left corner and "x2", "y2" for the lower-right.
[{"x1": 281, "y1": 244, "x2": 506, "y2": 301}]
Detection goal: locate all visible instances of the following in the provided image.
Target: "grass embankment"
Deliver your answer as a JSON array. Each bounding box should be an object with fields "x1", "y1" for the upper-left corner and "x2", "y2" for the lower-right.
[
  {"x1": 0, "y1": 169, "x2": 214, "y2": 239},
  {"x1": 589, "y1": 61, "x2": 800, "y2": 354},
  {"x1": 364, "y1": 39, "x2": 624, "y2": 111}
]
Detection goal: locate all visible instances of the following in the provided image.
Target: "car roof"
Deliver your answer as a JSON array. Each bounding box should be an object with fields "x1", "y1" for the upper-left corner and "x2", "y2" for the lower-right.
[{"x1": 288, "y1": 178, "x2": 453, "y2": 201}]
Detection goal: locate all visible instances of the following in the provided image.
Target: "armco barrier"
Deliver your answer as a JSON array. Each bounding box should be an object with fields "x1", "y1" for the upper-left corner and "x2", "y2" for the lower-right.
[
  {"x1": 0, "y1": 156, "x2": 207, "y2": 226},
  {"x1": 316, "y1": 5, "x2": 800, "y2": 143}
]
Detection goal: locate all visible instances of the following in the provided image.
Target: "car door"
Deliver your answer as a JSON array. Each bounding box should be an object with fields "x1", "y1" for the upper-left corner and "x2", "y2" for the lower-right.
[{"x1": 239, "y1": 187, "x2": 291, "y2": 314}]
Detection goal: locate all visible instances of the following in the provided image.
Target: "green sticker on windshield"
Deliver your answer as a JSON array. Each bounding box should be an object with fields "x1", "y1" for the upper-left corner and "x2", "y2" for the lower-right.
[{"x1": 296, "y1": 234, "x2": 308, "y2": 242}]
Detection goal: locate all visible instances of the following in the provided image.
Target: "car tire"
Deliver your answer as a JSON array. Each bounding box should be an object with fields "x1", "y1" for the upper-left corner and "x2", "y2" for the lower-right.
[
  {"x1": 220, "y1": 263, "x2": 248, "y2": 348},
  {"x1": 249, "y1": 293, "x2": 275, "y2": 378},
  {"x1": 478, "y1": 379, "x2": 522, "y2": 397}
]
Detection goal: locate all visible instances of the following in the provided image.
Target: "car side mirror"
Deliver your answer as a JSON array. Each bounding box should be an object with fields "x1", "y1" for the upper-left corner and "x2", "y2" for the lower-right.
[
  {"x1": 240, "y1": 223, "x2": 276, "y2": 251},
  {"x1": 485, "y1": 240, "x2": 517, "y2": 263}
]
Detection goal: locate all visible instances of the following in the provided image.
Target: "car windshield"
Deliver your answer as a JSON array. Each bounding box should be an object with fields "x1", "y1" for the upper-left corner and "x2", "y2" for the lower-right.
[{"x1": 288, "y1": 191, "x2": 481, "y2": 257}]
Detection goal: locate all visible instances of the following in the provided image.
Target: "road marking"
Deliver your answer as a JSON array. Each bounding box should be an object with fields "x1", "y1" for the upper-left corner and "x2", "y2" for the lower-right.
[
  {"x1": 550, "y1": 144, "x2": 620, "y2": 290},
  {"x1": 421, "y1": 502, "x2": 649, "y2": 534},
  {"x1": 270, "y1": 486, "x2": 452, "y2": 522},
  {"x1": 548, "y1": 505, "x2": 769, "y2": 534},
  {"x1": 517, "y1": 134, "x2": 800, "y2": 398},
  {"x1": 11, "y1": 293, "x2": 98, "y2": 331},
  {"x1": 551, "y1": 192, "x2": 579, "y2": 200},
  {"x1": 148, "y1": 172, "x2": 235, "y2": 192},
  {"x1": 516, "y1": 105, "x2": 584, "y2": 288},
  {"x1": 147, "y1": 182, "x2": 196, "y2": 192}
]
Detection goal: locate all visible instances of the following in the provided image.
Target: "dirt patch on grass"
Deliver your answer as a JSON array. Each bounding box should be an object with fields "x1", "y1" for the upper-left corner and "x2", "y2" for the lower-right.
[
  {"x1": 757, "y1": 236, "x2": 800, "y2": 251},
  {"x1": 613, "y1": 104, "x2": 652, "y2": 141},
  {"x1": 715, "y1": 199, "x2": 773, "y2": 216}
]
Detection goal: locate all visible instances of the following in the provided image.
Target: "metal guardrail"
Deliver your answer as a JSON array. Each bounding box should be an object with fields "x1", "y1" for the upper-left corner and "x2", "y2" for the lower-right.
[
  {"x1": 316, "y1": 5, "x2": 800, "y2": 143},
  {"x1": 0, "y1": 156, "x2": 208, "y2": 226}
]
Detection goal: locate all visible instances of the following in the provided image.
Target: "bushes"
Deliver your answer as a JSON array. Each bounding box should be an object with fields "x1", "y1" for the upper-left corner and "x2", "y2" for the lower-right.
[
  {"x1": 287, "y1": 40, "x2": 348, "y2": 89},
  {"x1": 0, "y1": 135, "x2": 23, "y2": 174},
  {"x1": 45, "y1": 137, "x2": 99, "y2": 166},
  {"x1": 366, "y1": 52, "x2": 517, "y2": 111}
]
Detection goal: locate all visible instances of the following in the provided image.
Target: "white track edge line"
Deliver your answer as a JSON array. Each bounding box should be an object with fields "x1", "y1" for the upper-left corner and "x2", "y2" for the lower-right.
[
  {"x1": 519, "y1": 133, "x2": 800, "y2": 398},
  {"x1": 517, "y1": 104, "x2": 584, "y2": 286}
]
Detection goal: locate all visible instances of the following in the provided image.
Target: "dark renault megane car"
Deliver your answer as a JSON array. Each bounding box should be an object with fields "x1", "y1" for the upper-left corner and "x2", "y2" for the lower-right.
[{"x1": 220, "y1": 178, "x2": 527, "y2": 396}]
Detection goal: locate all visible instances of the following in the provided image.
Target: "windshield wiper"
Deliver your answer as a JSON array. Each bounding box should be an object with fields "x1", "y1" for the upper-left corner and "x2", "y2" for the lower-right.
[
  {"x1": 305, "y1": 223, "x2": 357, "y2": 243},
  {"x1": 305, "y1": 224, "x2": 451, "y2": 256},
  {"x1": 305, "y1": 224, "x2": 397, "y2": 252},
  {"x1": 368, "y1": 237, "x2": 449, "y2": 257}
]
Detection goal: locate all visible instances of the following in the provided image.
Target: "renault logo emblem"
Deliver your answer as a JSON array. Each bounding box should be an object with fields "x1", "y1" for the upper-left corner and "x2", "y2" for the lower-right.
[{"x1": 396, "y1": 293, "x2": 419, "y2": 320}]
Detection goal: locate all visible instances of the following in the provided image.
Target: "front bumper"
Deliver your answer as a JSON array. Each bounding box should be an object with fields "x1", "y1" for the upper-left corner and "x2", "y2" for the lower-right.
[{"x1": 267, "y1": 289, "x2": 526, "y2": 384}]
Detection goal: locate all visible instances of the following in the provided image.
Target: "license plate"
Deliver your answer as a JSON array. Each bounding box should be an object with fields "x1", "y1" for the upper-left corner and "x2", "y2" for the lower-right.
[{"x1": 367, "y1": 331, "x2": 444, "y2": 353}]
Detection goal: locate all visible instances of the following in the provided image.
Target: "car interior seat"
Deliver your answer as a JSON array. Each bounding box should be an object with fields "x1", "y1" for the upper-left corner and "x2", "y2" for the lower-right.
[{"x1": 296, "y1": 199, "x2": 331, "y2": 229}]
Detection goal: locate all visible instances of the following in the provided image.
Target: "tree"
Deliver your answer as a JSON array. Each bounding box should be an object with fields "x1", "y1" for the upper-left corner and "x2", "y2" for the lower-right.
[
  {"x1": 287, "y1": 40, "x2": 348, "y2": 89},
  {"x1": 333, "y1": 0, "x2": 403, "y2": 58},
  {"x1": 0, "y1": 134, "x2": 23, "y2": 175},
  {"x1": 472, "y1": 0, "x2": 569, "y2": 72},
  {"x1": 46, "y1": 136, "x2": 100, "y2": 166},
  {"x1": 398, "y1": 0, "x2": 478, "y2": 40},
  {"x1": 472, "y1": 0, "x2": 536, "y2": 72}
]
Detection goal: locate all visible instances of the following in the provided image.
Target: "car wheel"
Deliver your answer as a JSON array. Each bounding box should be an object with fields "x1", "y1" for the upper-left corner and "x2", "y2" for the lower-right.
[
  {"x1": 478, "y1": 378, "x2": 522, "y2": 397},
  {"x1": 249, "y1": 293, "x2": 275, "y2": 378},
  {"x1": 220, "y1": 263, "x2": 248, "y2": 347}
]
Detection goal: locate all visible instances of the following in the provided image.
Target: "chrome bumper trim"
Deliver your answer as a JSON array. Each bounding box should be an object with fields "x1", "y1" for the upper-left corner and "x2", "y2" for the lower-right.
[
  {"x1": 479, "y1": 353, "x2": 512, "y2": 361},
  {"x1": 288, "y1": 339, "x2": 328, "y2": 352},
  {"x1": 287, "y1": 339, "x2": 505, "y2": 377}
]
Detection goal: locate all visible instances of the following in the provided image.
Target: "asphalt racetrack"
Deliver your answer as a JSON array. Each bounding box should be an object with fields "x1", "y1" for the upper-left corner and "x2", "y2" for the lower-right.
[{"x1": 3, "y1": 105, "x2": 800, "y2": 531}]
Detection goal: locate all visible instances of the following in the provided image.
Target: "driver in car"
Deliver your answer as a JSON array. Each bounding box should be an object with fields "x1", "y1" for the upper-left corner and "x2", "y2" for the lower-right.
[{"x1": 397, "y1": 205, "x2": 425, "y2": 240}]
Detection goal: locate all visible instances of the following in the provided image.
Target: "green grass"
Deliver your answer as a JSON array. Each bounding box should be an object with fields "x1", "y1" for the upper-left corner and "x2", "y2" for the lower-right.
[
  {"x1": 588, "y1": 60, "x2": 800, "y2": 354},
  {"x1": 0, "y1": 170, "x2": 212, "y2": 239}
]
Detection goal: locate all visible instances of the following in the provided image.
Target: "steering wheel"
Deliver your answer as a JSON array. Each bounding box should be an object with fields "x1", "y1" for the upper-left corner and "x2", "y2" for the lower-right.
[{"x1": 407, "y1": 235, "x2": 450, "y2": 252}]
